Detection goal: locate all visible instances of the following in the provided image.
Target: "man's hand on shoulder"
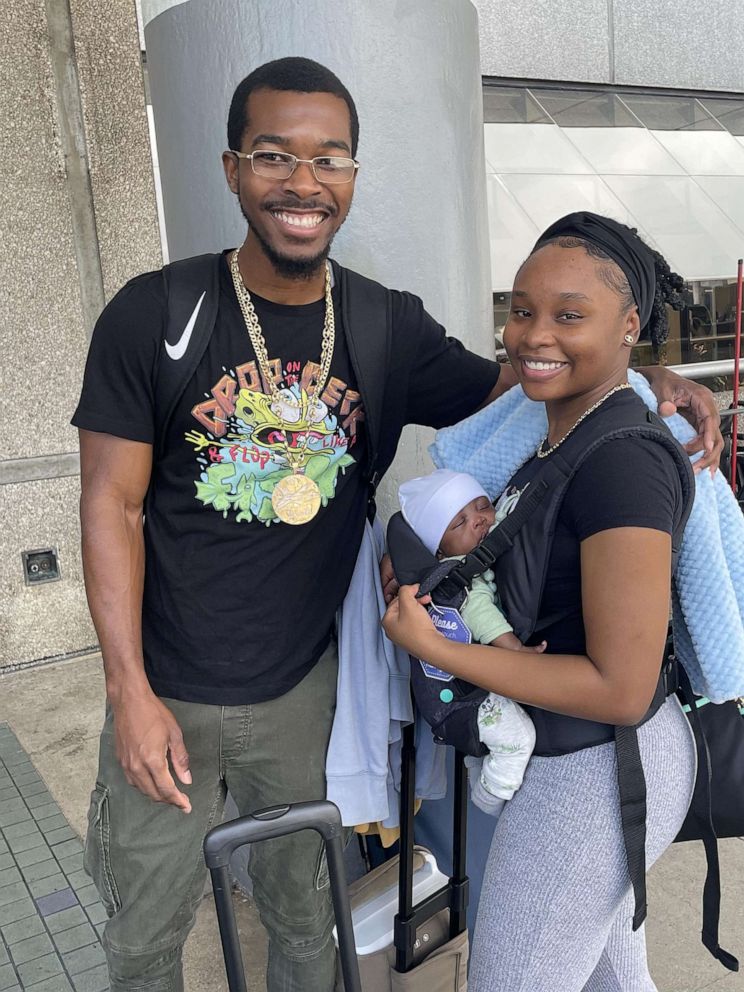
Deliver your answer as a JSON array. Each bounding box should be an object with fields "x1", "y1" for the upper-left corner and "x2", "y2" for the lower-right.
[
  {"x1": 639, "y1": 366, "x2": 723, "y2": 475},
  {"x1": 110, "y1": 686, "x2": 193, "y2": 813}
]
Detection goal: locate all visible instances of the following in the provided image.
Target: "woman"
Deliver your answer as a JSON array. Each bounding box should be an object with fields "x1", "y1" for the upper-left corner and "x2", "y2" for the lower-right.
[{"x1": 383, "y1": 212, "x2": 697, "y2": 990}]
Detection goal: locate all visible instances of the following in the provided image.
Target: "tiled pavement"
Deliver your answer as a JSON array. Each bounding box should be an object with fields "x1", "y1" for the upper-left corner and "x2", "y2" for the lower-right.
[{"x1": 0, "y1": 724, "x2": 109, "y2": 992}]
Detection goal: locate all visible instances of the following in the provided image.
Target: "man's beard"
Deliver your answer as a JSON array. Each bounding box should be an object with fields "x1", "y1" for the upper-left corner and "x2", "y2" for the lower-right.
[{"x1": 240, "y1": 203, "x2": 333, "y2": 280}]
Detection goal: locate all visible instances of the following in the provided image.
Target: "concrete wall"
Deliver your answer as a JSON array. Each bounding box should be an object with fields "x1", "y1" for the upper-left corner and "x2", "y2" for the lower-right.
[
  {"x1": 143, "y1": 0, "x2": 494, "y2": 520},
  {"x1": 475, "y1": 0, "x2": 744, "y2": 91},
  {"x1": 0, "y1": 0, "x2": 160, "y2": 670}
]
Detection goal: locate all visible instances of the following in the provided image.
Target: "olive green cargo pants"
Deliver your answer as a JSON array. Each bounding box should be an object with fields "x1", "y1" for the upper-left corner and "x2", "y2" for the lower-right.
[{"x1": 84, "y1": 643, "x2": 339, "y2": 991}]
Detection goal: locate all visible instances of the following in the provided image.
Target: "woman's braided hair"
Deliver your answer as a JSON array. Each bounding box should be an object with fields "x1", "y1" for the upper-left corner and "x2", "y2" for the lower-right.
[{"x1": 538, "y1": 224, "x2": 687, "y2": 347}]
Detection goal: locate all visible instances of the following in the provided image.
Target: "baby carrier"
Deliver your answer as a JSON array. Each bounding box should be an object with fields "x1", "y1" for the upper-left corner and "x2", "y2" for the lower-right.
[{"x1": 387, "y1": 401, "x2": 738, "y2": 971}]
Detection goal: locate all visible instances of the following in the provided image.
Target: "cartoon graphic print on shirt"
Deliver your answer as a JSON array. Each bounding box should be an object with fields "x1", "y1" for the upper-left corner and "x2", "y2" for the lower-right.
[{"x1": 183, "y1": 356, "x2": 365, "y2": 525}]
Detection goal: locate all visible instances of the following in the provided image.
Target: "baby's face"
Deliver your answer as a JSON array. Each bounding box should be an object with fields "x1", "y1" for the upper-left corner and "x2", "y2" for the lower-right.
[{"x1": 438, "y1": 495, "x2": 496, "y2": 557}]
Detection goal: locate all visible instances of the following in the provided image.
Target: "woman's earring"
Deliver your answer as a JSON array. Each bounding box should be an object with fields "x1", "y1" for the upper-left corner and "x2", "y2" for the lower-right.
[{"x1": 624, "y1": 334, "x2": 635, "y2": 346}]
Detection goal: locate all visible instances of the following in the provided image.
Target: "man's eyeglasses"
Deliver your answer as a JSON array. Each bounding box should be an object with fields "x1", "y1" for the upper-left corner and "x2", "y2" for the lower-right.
[{"x1": 230, "y1": 150, "x2": 359, "y2": 185}]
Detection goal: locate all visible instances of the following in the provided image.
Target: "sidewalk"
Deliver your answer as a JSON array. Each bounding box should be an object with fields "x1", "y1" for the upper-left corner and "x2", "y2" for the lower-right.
[{"x1": 2, "y1": 654, "x2": 743, "y2": 991}]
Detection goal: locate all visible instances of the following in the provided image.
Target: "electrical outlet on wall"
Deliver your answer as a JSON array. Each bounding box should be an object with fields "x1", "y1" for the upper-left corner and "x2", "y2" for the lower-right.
[{"x1": 22, "y1": 548, "x2": 61, "y2": 586}]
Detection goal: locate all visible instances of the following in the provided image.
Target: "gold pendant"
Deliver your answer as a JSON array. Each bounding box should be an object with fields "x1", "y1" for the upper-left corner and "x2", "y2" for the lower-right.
[{"x1": 272, "y1": 473, "x2": 322, "y2": 525}]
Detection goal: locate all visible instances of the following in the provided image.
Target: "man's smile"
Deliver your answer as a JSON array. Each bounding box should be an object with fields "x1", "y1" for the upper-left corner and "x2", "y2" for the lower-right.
[
  {"x1": 264, "y1": 201, "x2": 336, "y2": 241},
  {"x1": 271, "y1": 210, "x2": 327, "y2": 228},
  {"x1": 269, "y1": 210, "x2": 329, "y2": 238}
]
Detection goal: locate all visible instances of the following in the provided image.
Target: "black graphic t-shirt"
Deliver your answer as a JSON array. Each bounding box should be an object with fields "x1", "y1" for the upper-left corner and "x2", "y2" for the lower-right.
[{"x1": 73, "y1": 254, "x2": 498, "y2": 704}]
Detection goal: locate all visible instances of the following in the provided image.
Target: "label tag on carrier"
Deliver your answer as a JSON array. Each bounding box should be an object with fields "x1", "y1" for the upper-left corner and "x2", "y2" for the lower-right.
[{"x1": 417, "y1": 605, "x2": 471, "y2": 682}]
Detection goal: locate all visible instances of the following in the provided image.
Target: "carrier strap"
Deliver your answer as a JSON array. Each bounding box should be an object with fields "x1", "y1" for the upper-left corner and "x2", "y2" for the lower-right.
[
  {"x1": 615, "y1": 723, "x2": 648, "y2": 930},
  {"x1": 614, "y1": 658, "x2": 676, "y2": 933},
  {"x1": 614, "y1": 657, "x2": 700, "y2": 936},
  {"x1": 677, "y1": 666, "x2": 739, "y2": 971}
]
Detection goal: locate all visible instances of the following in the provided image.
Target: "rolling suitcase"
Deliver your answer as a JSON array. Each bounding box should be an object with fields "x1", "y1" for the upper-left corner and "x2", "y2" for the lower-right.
[
  {"x1": 203, "y1": 800, "x2": 362, "y2": 992},
  {"x1": 338, "y1": 721, "x2": 470, "y2": 990}
]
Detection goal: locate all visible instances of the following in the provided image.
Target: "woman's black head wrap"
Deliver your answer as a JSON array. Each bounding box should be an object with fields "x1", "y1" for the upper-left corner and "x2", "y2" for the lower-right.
[{"x1": 533, "y1": 211, "x2": 656, "y2": 332}]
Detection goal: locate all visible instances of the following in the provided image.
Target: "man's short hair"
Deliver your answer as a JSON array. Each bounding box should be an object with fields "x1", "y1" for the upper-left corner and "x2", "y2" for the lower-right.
[{"x1": 227, "y1": 57, "x2": 359, "y2": 157}]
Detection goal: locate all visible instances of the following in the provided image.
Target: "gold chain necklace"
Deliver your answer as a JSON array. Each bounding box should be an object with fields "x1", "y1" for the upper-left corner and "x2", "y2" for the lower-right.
[
  {"x1": 229, "y1": 249, "x2": 335, "y2": 524},
  {"x1": 536, "y1": 382, "x2": 633, "y2": 459}
]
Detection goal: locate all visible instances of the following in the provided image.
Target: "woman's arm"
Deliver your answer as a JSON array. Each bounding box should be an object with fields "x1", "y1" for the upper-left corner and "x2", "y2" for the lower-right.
[{"x1": 383, "y1": 527, "x2": 672, "y2": 725}]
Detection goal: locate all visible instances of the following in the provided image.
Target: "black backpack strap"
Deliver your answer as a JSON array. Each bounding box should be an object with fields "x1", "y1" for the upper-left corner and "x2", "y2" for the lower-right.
[
  {"x1": 155, "y1": 253, "x2": 222, "y2": 451},
  {"x1": 677, "y1": 666, "x2": 739, "y2": 971},
  {"x1": 332, "y1": 261, "x2": 392, "y2": 495}
]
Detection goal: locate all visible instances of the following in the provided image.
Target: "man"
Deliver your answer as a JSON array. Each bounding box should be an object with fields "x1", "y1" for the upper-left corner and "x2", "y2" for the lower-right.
[{"x1": 74, "y1": 57, "x2": 721, "y2": 991}]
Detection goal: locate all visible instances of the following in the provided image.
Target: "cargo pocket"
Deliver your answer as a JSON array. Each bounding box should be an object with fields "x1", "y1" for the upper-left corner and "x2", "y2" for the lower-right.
[{"x1": 83, "y1": 784, "x2": 121, "y2": 917}]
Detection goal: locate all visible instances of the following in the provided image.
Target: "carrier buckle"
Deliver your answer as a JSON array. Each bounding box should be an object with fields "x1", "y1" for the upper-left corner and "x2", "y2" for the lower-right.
[
  {"x1": 661, "y1": 656, "x2": 679, "y2": 697},
  {"x1": 444, "y1": 571, "x2": 469, "y2": 593},
  {"x1": 470, "y1": 545, "x2": 497, "y2": 569}
]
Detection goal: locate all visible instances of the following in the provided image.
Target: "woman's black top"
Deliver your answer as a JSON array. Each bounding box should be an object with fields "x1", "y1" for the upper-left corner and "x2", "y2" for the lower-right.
[{"x1": 502, "y1": 390, "x2": 686, "y2": 753}]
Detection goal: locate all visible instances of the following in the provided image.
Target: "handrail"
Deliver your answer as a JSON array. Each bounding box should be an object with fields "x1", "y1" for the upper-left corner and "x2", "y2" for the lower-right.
[{"x1": 665, "y1": 359, "x2": 738, "y2": 380}]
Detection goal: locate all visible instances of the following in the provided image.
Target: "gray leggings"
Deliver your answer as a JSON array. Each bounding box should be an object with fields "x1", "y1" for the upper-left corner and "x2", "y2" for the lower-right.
[{"x1": 469, "y1": 697, "x2": 697, "y2": 992}]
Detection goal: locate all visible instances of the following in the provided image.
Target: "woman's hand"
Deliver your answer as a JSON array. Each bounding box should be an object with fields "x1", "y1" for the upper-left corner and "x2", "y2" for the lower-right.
[
  {"x1": 382, "y1": 585, "x2": 440, "y2": 657},
  {"x1": 640, "y1": 366, "x2": 723, "y2": 475}
]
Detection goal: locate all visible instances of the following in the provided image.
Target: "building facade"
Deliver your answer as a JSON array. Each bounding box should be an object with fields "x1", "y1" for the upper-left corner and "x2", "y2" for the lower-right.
[{"x1": 3, "y1": 0, "x2": 743, "y2": 670}]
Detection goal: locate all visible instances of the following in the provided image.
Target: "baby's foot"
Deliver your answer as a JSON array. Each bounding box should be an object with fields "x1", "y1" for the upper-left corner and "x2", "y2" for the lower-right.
[{"x1": 470, "y1": 777, "x2": 507, "y2": 818}]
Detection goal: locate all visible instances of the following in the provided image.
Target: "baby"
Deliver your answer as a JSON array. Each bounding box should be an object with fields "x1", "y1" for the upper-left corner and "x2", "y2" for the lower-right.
[{"x1": 399, "y1": 469, "x2": 540, "y2": 817}]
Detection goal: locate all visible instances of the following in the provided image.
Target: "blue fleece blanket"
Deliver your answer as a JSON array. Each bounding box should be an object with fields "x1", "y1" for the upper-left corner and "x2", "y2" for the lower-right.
[{"x1": 430, "y1": 369, "x2": 744, "y2": 703}]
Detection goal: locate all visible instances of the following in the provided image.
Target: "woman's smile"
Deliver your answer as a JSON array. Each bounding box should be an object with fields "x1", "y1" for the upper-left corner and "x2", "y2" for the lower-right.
[{"x1": 519, "y1": 356, "x2": 570, "y2": 382}]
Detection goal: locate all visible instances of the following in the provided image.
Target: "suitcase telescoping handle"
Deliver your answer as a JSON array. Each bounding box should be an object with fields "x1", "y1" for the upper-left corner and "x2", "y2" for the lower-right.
[
  {"x1": 203, "y1": 800, "x2": 362, "y2": 992},
  {"x1": 394, "y1": 723, "x2": 470, "y2": 972}
]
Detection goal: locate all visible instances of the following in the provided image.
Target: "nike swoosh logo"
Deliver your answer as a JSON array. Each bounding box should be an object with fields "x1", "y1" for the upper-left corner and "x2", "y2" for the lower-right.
[{"x1": 165, "y1": 291, "x2": 206, "y2": 360}]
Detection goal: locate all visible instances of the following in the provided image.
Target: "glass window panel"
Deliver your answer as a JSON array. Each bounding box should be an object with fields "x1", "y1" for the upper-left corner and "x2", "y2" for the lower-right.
[
  {"x1": 601, "y1": 175, "x2": 743, "y2": 280},
  {"x1": 500, "y1": 174, "x2": 643, "y2": 236},
  {"x1": 482, "y1": 86, "x2": 552, "y2": 124},
  {"x1": 486, "y1": 175, "x2": 541, "y2": 291},
  {"x1": 620, "y1": 94, "x2": 721, "y2": 131},
  {"x1": 530, "y1": 89, "x2": 641, "y2": 127},
  {"x1": 483, "y1": 123, "x2": 594, "y2": 174},
  {"x1": 651, "y1": 131, "x2": 744, "y2": 176},
  {"x1": 562, "y1": 128, "x2": 684, "y2": 175},
  {"x1": 693, "y1": 176, "x2": 744, "y2": 235},
  {"x1": 699, "y1": 99, "x2": 744, "y2": 136}
]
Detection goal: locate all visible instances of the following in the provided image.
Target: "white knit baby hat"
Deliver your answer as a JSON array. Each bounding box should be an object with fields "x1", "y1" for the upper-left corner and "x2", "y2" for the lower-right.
[{"x1": 399, "y1": 469, "x2": 490, "y2": 555}]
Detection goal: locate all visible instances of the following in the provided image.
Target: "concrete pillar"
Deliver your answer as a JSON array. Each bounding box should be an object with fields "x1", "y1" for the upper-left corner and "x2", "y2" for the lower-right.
[{"x1": 142, "y1": 0, "x2": 494, "y2": 517}]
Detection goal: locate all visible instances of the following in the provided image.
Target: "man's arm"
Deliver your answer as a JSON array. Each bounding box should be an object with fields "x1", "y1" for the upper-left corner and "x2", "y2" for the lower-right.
[
  {"x1": 478, "y1": 362, "x2": 518, "y2": 409},
  {"x1": 79, "y1": 429, "x2": 192, "y2": 813},
  {"x1": 638, "y1": 365, "x2": 723, "y2": 474},
  {"x1": 479, "y1": 363, "x2": 723, "y2": 472}
]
